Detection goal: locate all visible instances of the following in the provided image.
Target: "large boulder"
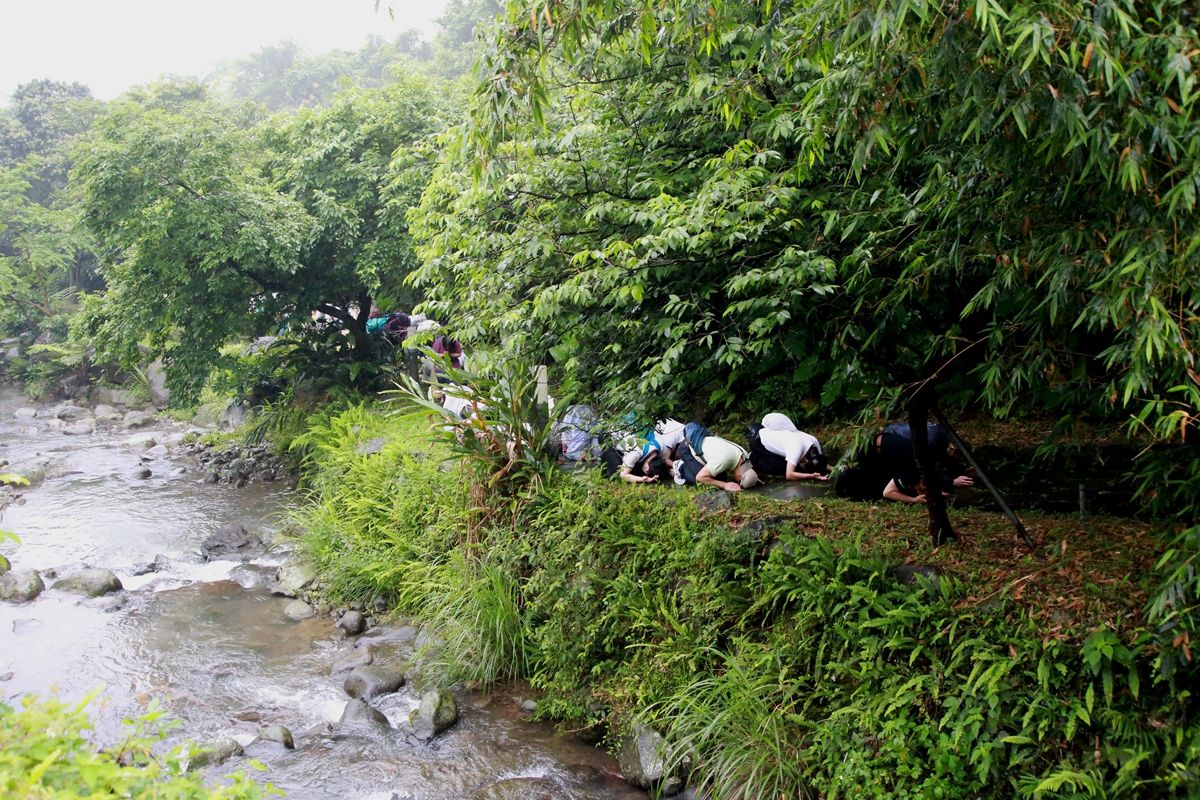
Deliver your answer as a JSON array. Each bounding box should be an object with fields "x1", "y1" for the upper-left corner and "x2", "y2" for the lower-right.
[
  {"x1": 409, "y1": 688, "x2": 459, "y2": 741},
  {"x1": 618, "y1": 723, "x2": 682, "y2": 794},
  {"x1": 53, "y1": 404, "x2": 90, "y2": 421},
  {"x1": 122, "y1": 410, "x2": 154, "y2": 429},
  {"x1": 339, "y1": 698, "x2": 390, "y2": 728},
  {"x1": 0, "y1": 569, "x2": 45, "y2": 603},
  {"x1": 200, "y1": 524, "x2": 265, "y2": 562},
  {"x1": 13, "y1": 407, "x2": 37, "y2": 419},
  {"x1": 274, "y1": 560, "x2": 316, "y2": 597},
  {"x1": 343, "y1": 664, "x2": 405, "y2": 700},
  {"x1": 93, "y1": 404, "x2": 122, "y2": 421},
  {"x1": 53, "y1": 568, "x2": 123, "y2": 597}
]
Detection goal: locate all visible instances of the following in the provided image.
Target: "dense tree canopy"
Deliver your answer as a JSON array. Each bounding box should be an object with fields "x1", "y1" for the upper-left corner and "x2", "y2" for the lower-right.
[
  {"x1": 76, "y1": 76, "x2": 458, "y2": 402},
  {"x1": 410, "y1": 0, "x2": 1199, "y2": 447}
]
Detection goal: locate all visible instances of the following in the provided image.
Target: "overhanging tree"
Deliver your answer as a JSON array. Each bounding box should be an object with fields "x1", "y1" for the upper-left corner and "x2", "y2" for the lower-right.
[
  {"x1": 76, "y1": 77, "x2": 456, "y2": 403},
  {"x1": 413, "y1": 0, "x2": 1198, "y2": 465}
]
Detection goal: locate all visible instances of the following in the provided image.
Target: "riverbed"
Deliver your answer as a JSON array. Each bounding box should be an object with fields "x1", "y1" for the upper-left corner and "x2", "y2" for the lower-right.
[{"x1": 0, "y1": 385, "x2": 646, "y2": 800}]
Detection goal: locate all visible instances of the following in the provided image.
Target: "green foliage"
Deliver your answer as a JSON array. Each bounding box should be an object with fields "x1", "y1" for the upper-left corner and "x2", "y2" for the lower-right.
[
  {"x1": 75, "y1": 74, "x2": 457, "y2": 404},
  {"x1": 0, "y1": 692, "x2": 273, "y2": 799},
  {"x1": 409, "y1": 0, "x2": 1200, "y2": 509},
  {"x1": 284, "y1": 400, "x2": 1199, "y2": 799}
]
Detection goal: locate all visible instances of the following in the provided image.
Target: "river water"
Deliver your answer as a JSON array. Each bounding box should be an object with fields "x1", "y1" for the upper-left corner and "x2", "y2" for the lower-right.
[{"x1": 0, "y1": 386, "x2": 646, "y2": 800}]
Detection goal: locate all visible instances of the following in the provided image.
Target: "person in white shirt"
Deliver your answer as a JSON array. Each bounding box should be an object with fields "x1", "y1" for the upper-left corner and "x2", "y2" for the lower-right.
[
  {"x1": 614, "y1": 418, "x2": 685, "y2": 483},
  {"x1": 748, "y1": 412, "x2": 829, "y2": 481}
]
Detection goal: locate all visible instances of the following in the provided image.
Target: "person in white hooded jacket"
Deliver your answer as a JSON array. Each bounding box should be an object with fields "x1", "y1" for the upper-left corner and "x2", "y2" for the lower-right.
[{"x1": 748, "y1": 412, "x2": 830, "y2": 481}]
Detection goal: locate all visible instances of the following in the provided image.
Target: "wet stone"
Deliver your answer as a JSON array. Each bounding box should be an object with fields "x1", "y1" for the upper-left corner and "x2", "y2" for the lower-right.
[
  {"x1": 62, "y1": 419, "x2": 95, "y2": 436},
  {"x1": 336, "y1": 610, "x2": 367, "y2": 636},
  {"x1": 343, "y1": 664, "x2": 405, "y2": 700},
  {"x1": 330, "y1": 645, "x2": 374, "y2": 676},
  {"x1": 274, "y1": 560, "x2": 316, "y2": 597},
  {"x1": 54, "y1": 568, "x2": 123, "y2": 597},
  {"x1": 0, "y1": 569, "x2": 45, "y2": 603},
  {"x1": 54, "y1": 404, "x2": 89, "y2": 421},
  {"x1": 409, "y1": 688, "x2": 460, "y2": 741},
  {"x1": 133, "y1": 468, "x2": 152, "y2": 480},
  {"x1": 122, "y1": 410, "x2": 153, "y2": 429},
  {"x1": 284, "y1": 600, "x2": 315, "y2": 621},
  {"x1": 13, "y1": 407, "x2": 37, "y2": 419},
  {"x1": 256, "y1": 724, "x2": 295, "y2": 749},
  {"x1": 200, "y1": 524, "x2": 264, "y2": 562},
  {"x1": 339, "y1": 698, "x2": 390, "y2": 728}
]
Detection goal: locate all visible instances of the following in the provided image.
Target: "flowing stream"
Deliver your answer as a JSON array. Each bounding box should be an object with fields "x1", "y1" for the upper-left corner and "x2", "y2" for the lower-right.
[{"x1": 0, "y1": 385, "x2": 646, "y2": 800}]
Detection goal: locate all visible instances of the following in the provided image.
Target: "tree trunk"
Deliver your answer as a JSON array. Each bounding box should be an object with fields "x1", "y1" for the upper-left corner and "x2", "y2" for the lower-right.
[{"x1": 907, "y1": 391, "x2": 956, "y2": 547}]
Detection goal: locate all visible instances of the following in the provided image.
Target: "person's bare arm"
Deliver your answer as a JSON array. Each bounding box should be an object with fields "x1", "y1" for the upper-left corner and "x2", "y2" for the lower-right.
[
  {"x1": 883, "y1": 479, "x2": 924, "y2": 504},
  {"x1": 697, "y1": 466, "x2": 740, "y2": 492}
]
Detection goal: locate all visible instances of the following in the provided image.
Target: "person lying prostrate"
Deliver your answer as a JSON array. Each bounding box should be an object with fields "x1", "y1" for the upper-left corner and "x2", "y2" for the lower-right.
[{"x1": 750, "y1": 412, "x2": 829, "y2": 481}]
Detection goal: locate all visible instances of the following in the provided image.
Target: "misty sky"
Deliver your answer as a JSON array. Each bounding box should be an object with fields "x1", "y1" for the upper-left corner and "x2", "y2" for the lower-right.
[{"x1": 0, "y1": 0, "x2": 450, "y2": 104}]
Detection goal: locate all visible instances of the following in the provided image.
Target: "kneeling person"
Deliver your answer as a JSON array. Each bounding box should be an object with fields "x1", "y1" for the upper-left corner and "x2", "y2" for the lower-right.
[
  {"x1": 749, "y1": 412, "x2": 829, "y2": 481},
  {"x1": 675, "y1": 422, "x2": 760, "y2": 492}
]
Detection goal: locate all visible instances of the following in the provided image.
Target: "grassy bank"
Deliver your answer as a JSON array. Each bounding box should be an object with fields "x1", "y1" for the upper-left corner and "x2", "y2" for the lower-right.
[{"x1": 286, "y1": 400, "x2": 1199, "y2": 799}]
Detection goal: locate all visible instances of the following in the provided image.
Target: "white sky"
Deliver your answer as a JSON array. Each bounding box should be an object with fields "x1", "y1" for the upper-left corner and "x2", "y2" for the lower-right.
[{"x1": 0, "y1": 0, "x2": 450, "y2": 104}]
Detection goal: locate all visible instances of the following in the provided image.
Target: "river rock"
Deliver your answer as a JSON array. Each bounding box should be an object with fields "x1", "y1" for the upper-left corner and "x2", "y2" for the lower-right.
[
  {"x1": 337, "y1": 610, "x2": 367, "y2": 635},
  {"x1": 63, "y1": 419, "x2": 96, "y2": 436},
  {"x1": 53, "y1": 568, "x2": 123, "y2": 597},
  {"x1": 188, "y1": 737, "x2": 244, "y2": 770},
  {"x1": 200, "y1": 524, "x2": 265, "y2": 561},
  {"x1": 53, "y1": 404, "x2": 89, "y2": 421},
  {"x1": 93, "y1": 404, "x2": 122, "y2": 421},
  {"x1": 343, "y1": 664, "x2": 405, "y2": 700},
  {"x1": 409, "y1": 688, "x2": 459, "y2": 741},
  {"x1": 339, "y1": 698, "x2": 390, "y2": 728},
  {"x1": 694, "y1": 490, "x2": 734, "y2": 514},
  {"x1": 283, "y1": 600, "x2": 315, "y2": 621},
  {"x1": 274, "y1": 560, "x2": 316, "y2": 597},
  {"x1": 256, "y1": 724, "x2": 295, "y2": 749},
  {"x1": 133, "y1": 467, "x2": 152, "y2": 479},
  {"x1": 0, "y1": 569, "x2": 45, "y2": 603},
  {"x1": 145, "y1": 444, "x2": 169, "y2": 459},
  {"x1": 128, "y1": 432, "x2": 158, "y2": 449},
  {"x1": 330, "y1": 645, "x2": 374, "y2": 675},
  {"x1": 13, "y1": 407, "x2": 38, "y2": 419},
  {"x1": 618, "y1": 723, "x2": 681, "y2": 793},
  {"x1": 44, "y1": 418, "x2": 65, "y2": 432},
  {"x1": 122, "y1": 410, "x2": 153, "y2": 429}
]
